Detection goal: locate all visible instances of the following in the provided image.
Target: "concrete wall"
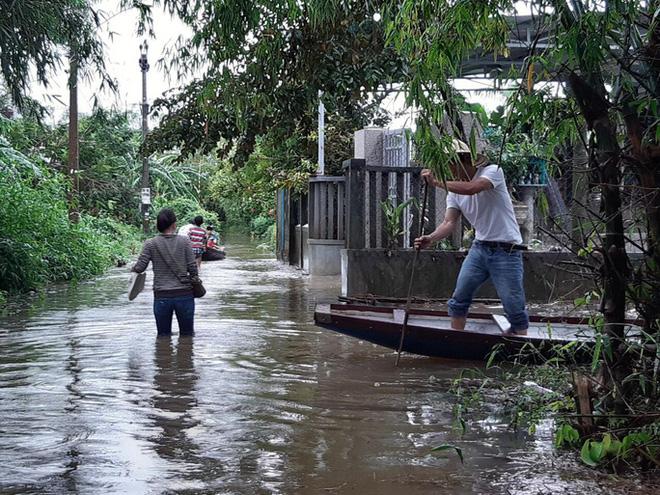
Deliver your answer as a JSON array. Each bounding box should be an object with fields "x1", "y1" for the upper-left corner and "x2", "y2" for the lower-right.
[
  {"x1": 341, "y1": 249, "x2": 598, "y2": 302},
  {"x1": 308, "y1": 239, "x2": 345, "y2": 276}
]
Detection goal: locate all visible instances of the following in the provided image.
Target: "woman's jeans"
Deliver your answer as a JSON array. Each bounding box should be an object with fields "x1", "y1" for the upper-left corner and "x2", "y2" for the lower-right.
[
  {"x1": 153, "y1": 295, "x2": 195, "y2": 335},
  {"x1": 448, "y1": 241, "x2": 529, "y2": 331}
]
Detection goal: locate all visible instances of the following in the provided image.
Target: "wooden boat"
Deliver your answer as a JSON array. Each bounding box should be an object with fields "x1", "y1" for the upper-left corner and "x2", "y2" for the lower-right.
[
  {"x1": 314, "y1": 303, "x2": 620, "y2": 362},
  {"x1": 202, "y1": 249, "x2": 226, "y2": 261}
]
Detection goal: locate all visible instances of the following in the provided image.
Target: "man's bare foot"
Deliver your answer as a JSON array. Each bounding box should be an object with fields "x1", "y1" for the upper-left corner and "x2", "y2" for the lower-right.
[{"x1": 450, "y1": 317, "x2": 467, "y2": 331}]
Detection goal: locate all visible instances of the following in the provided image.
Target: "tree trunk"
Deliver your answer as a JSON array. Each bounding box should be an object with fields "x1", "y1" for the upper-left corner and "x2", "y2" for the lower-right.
[
  {"x1": 67, "y1": 55, "x2": 79, "y2": 224},
  {"x1": 568, "y1": 72, "x2": 630, "y2": 410},
  {"x1": 621, "y1": 7, "x2": 660, "y2": 338},
  {"x1": 622, "y1": 107, "x2": 660, "y2": 338}
]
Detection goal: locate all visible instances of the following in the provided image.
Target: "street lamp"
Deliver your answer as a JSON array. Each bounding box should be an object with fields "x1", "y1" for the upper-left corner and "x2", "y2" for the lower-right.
[{"x1": 139, "y1": 41, "x2": 150, "y2": 233}]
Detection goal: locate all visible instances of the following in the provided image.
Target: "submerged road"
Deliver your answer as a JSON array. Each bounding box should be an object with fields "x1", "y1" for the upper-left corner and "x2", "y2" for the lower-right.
[{"x1": 0, "y1": 237, "x2": 652, "y2": 494}]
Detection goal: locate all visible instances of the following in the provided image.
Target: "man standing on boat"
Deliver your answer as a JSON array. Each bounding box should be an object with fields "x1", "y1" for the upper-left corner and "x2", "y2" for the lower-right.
[{"x1": 414, "y1": 140, "x2": 529, "y2": 335}]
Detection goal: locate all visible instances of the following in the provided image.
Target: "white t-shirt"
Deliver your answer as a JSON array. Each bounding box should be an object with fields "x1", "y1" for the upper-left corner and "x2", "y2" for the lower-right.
[
  {"x1": 177, "y1": 223, "x2": 193, "y2": 238},
  {"x1": 446, "y1": 164, "x2": 523, "y2": 244}
]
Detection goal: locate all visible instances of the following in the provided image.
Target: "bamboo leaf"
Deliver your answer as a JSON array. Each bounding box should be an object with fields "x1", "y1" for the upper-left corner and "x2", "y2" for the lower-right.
[
  {"x1": 580, "y1": 440, "x2": 599, "y2": 467},
  {"x1": 526, "y1": 63, "x2": 535, "y2": 93}
]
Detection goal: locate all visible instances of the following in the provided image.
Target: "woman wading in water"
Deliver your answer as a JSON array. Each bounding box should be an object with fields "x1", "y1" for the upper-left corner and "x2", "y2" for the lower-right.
[{"x1": 132, "y1": 208, "x2": 199, "y2": 336}]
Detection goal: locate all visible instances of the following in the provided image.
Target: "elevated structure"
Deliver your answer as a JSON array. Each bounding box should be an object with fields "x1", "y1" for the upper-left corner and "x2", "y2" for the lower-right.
[{"x1": 460, "y1": 15, "x2": 551, "y2": 77}]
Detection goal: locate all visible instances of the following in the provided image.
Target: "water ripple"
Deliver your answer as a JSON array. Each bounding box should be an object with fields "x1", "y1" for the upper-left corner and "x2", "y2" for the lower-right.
[{"x1": 0, "y1": 237, "x2": 654, "y2": 494}]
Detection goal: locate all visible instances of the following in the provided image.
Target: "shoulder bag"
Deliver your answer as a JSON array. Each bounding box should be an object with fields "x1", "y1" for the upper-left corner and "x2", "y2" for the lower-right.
[{"x1": 153, "y1": 237, "x2": 206, "y2": 298}]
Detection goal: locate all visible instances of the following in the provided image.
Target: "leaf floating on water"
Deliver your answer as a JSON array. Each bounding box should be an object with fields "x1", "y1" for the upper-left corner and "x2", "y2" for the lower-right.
[{"x1": 431, "y1": 444, "x2": 464, "y2": 464}]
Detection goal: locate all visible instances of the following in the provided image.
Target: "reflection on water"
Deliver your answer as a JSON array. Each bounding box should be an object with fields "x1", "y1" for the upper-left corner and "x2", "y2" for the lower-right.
[{"x1": 0, "y1": 238, "x2": 654, "y2": 494}]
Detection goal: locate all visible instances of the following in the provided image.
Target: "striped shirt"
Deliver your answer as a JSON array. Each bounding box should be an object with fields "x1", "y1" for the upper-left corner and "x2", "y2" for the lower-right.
[
  {"x1": 188, "y1": 226, "x2": 206, "y2": 249},
  {"x1": 132, "y1": 234, "x2": 198, "y2": 297}
]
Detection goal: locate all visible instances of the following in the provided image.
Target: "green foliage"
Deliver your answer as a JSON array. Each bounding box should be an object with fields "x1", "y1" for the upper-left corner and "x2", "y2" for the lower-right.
[
  {"x1": 2, "y1": 108, "x2": 214, "y2": 227},
  {"x1": 555, "y1": 423, "x2": 581, "y2": 448},
  {"x1": 381, "y1": 197, "x2": 416, "y2": 250},
  {"x1": 0, "y1": 109, "x2": 170, "y2": 297},
  {"x1": 83, "y1": 215, "x2": 143, "y2": 262},
  {"x1": 71, "y1": 110, "x2": 143, "y2": 222},
  {"x1": 256, "y1": 223, "x2": 277, "y2": 252},
  {"x1": 383, "y1": 0, "x2": 511, "y2": 180},
  {"x1": 207, "y1": 146, "x2": 279, "y2": 227},
  {"x1": 3, "y1": 109, "x2": 142, "y2": 221},
  {"x1": 451, "y1": 353, "x2": 576, "y2": 435},
  {"x1": 0, "y1": 166, "x2": 140, "y2": 294},
  {"x1": 575, "y1": 430, "x2": 658, "y2": 470},
  {"x1": 482, "y1": 126, "x2": 546, "y2": 187},
  {"x1": 380, "y1": 0, "x2": 660, "y2": 471},
  {"x1": 141, "y1": 0, "x2": 399, "y2": 169},
  {"x1": 250, "y1": 216, "x2": 275, "y2": 239},
  {"x1": 451, "y1": 324, "x2": 660, "y2": 471},
  {"x1": 152, "y1": 196, "x2": 219, "y2": 230},
  {"x1": 450, "y1": 368, "x2": 492, "y2": 434},
  {"x1": 0, "y1": 0, "x2": 114, "y2": 109},
  {"x1": 0, "y1": 135, "x2": 43, "y2": 176},
  {"x1": 135, "y1": 1, "x2": 396, "y2": 229}
]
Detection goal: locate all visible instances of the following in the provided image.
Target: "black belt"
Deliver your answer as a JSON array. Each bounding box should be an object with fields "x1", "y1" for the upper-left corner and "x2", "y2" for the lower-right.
[{"x1": 474, "y1": 240, "x2": 528, "y2": 251}]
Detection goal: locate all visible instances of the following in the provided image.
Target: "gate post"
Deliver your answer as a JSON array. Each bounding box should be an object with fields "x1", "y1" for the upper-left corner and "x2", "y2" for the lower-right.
[{"x1": 343, "y1": 159, "x2": 366, "y2": 249}]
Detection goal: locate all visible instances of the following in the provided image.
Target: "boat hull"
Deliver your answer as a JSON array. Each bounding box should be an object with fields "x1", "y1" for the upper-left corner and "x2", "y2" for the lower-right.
[
  {"x1": 202, "y1": 249, "x2": 226, "y2": 261},
  {"x1": 314, "y1": 303, "x2": 597, "y2": 362}
]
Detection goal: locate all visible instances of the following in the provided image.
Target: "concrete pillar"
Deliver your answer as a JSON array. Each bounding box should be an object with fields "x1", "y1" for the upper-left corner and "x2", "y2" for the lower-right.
[
  {"x1": 308, "y1": 239, "x2": 344, "y2": 276},
  {"x1": 513, "y1": 202, "x2": 529, "y2": 241},
  {"x1": 518, "y1": 185, "x2": 544, "y2": 244},
  {"x1": 354, "y1": 128, "x2": 384, "y2": 167}
]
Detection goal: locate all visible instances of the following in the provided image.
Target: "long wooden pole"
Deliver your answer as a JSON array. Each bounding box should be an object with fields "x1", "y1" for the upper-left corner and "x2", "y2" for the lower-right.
[{"x1": 395, "y1": 180, "x2": 429, "y2": 366}]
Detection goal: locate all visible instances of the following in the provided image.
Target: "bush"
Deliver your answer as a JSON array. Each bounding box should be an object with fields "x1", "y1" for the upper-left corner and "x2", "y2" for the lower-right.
[
  {"x1": 0, "y1": 167, "x2": 141, "y2": 294},
  {"x1": 82, "y1": 215, "x2": 143, "y2": 264},
  {"x1": 207, "y1": 154, "x2": 276, "y2": 228},
  {"x1": 151, "y1": 196, "x2": 220, "y2": 231},
  {"x1": 250, "y1": 215, "x2": 274, "y2": 238}
]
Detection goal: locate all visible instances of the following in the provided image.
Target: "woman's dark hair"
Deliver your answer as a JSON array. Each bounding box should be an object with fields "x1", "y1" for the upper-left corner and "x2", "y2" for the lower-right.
[
  {"x1": 193, "y1": 215, "x2": 204, "y2": 226},
  {"x1": 156, "y1": 208, "x2": 177, "y2": 233}
]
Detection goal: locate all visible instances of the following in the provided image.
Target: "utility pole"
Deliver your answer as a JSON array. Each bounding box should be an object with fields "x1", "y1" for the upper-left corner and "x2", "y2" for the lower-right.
[
  {"x1": 67, "y1": 52, "x2": 80, "y2": 223},
  {"x1": 317, "y1": 90, "x2": 325, "y2": 175},
  {"x1": 139, "y1": 41, "x2": 150, "y2": 233}
]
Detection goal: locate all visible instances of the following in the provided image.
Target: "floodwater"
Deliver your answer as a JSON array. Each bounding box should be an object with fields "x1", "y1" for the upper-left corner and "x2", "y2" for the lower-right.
[{"x1": 0, "y1": 237, "x2": 653, "y2": 494}]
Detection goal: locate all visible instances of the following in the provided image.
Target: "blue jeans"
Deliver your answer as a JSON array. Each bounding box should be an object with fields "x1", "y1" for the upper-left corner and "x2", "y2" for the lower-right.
[
  {"x1": 153, "y1": 296, "x2": 195, "y2": 336},
  {"x1": 448, "y1": 241, "x2": 529, "y2": 331}
]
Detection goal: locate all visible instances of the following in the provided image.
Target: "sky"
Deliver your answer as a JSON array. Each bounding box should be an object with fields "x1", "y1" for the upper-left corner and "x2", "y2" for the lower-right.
[
  {"x1": 29, "y1": 1, "x2": 193, "y2": 125},
  {"x1": 28, "y1": 1, "x2": 512, "y2": 129}
]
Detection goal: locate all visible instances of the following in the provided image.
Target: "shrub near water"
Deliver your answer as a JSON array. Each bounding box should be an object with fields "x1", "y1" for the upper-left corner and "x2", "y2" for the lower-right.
[
  {"x1": 250, "y1": 216, "x2": 274, "y2": 238},
  {"x1": 152, "y1": 196, "x2": 219, "y2": 230},
  {"x1": 0, "y1": 173, "x2": 140, "y2": 293}
]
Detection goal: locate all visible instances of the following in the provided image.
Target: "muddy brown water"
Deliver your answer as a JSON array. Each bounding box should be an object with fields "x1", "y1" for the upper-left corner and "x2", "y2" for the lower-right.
[{"x1": 0, "y1": 237, "x2": 653, "y2": 494}]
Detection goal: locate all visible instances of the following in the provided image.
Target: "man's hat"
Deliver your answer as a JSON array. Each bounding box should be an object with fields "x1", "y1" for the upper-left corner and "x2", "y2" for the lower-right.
[{"x1": 451, "y1": 138, "x2": 471, "y2": 154}]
